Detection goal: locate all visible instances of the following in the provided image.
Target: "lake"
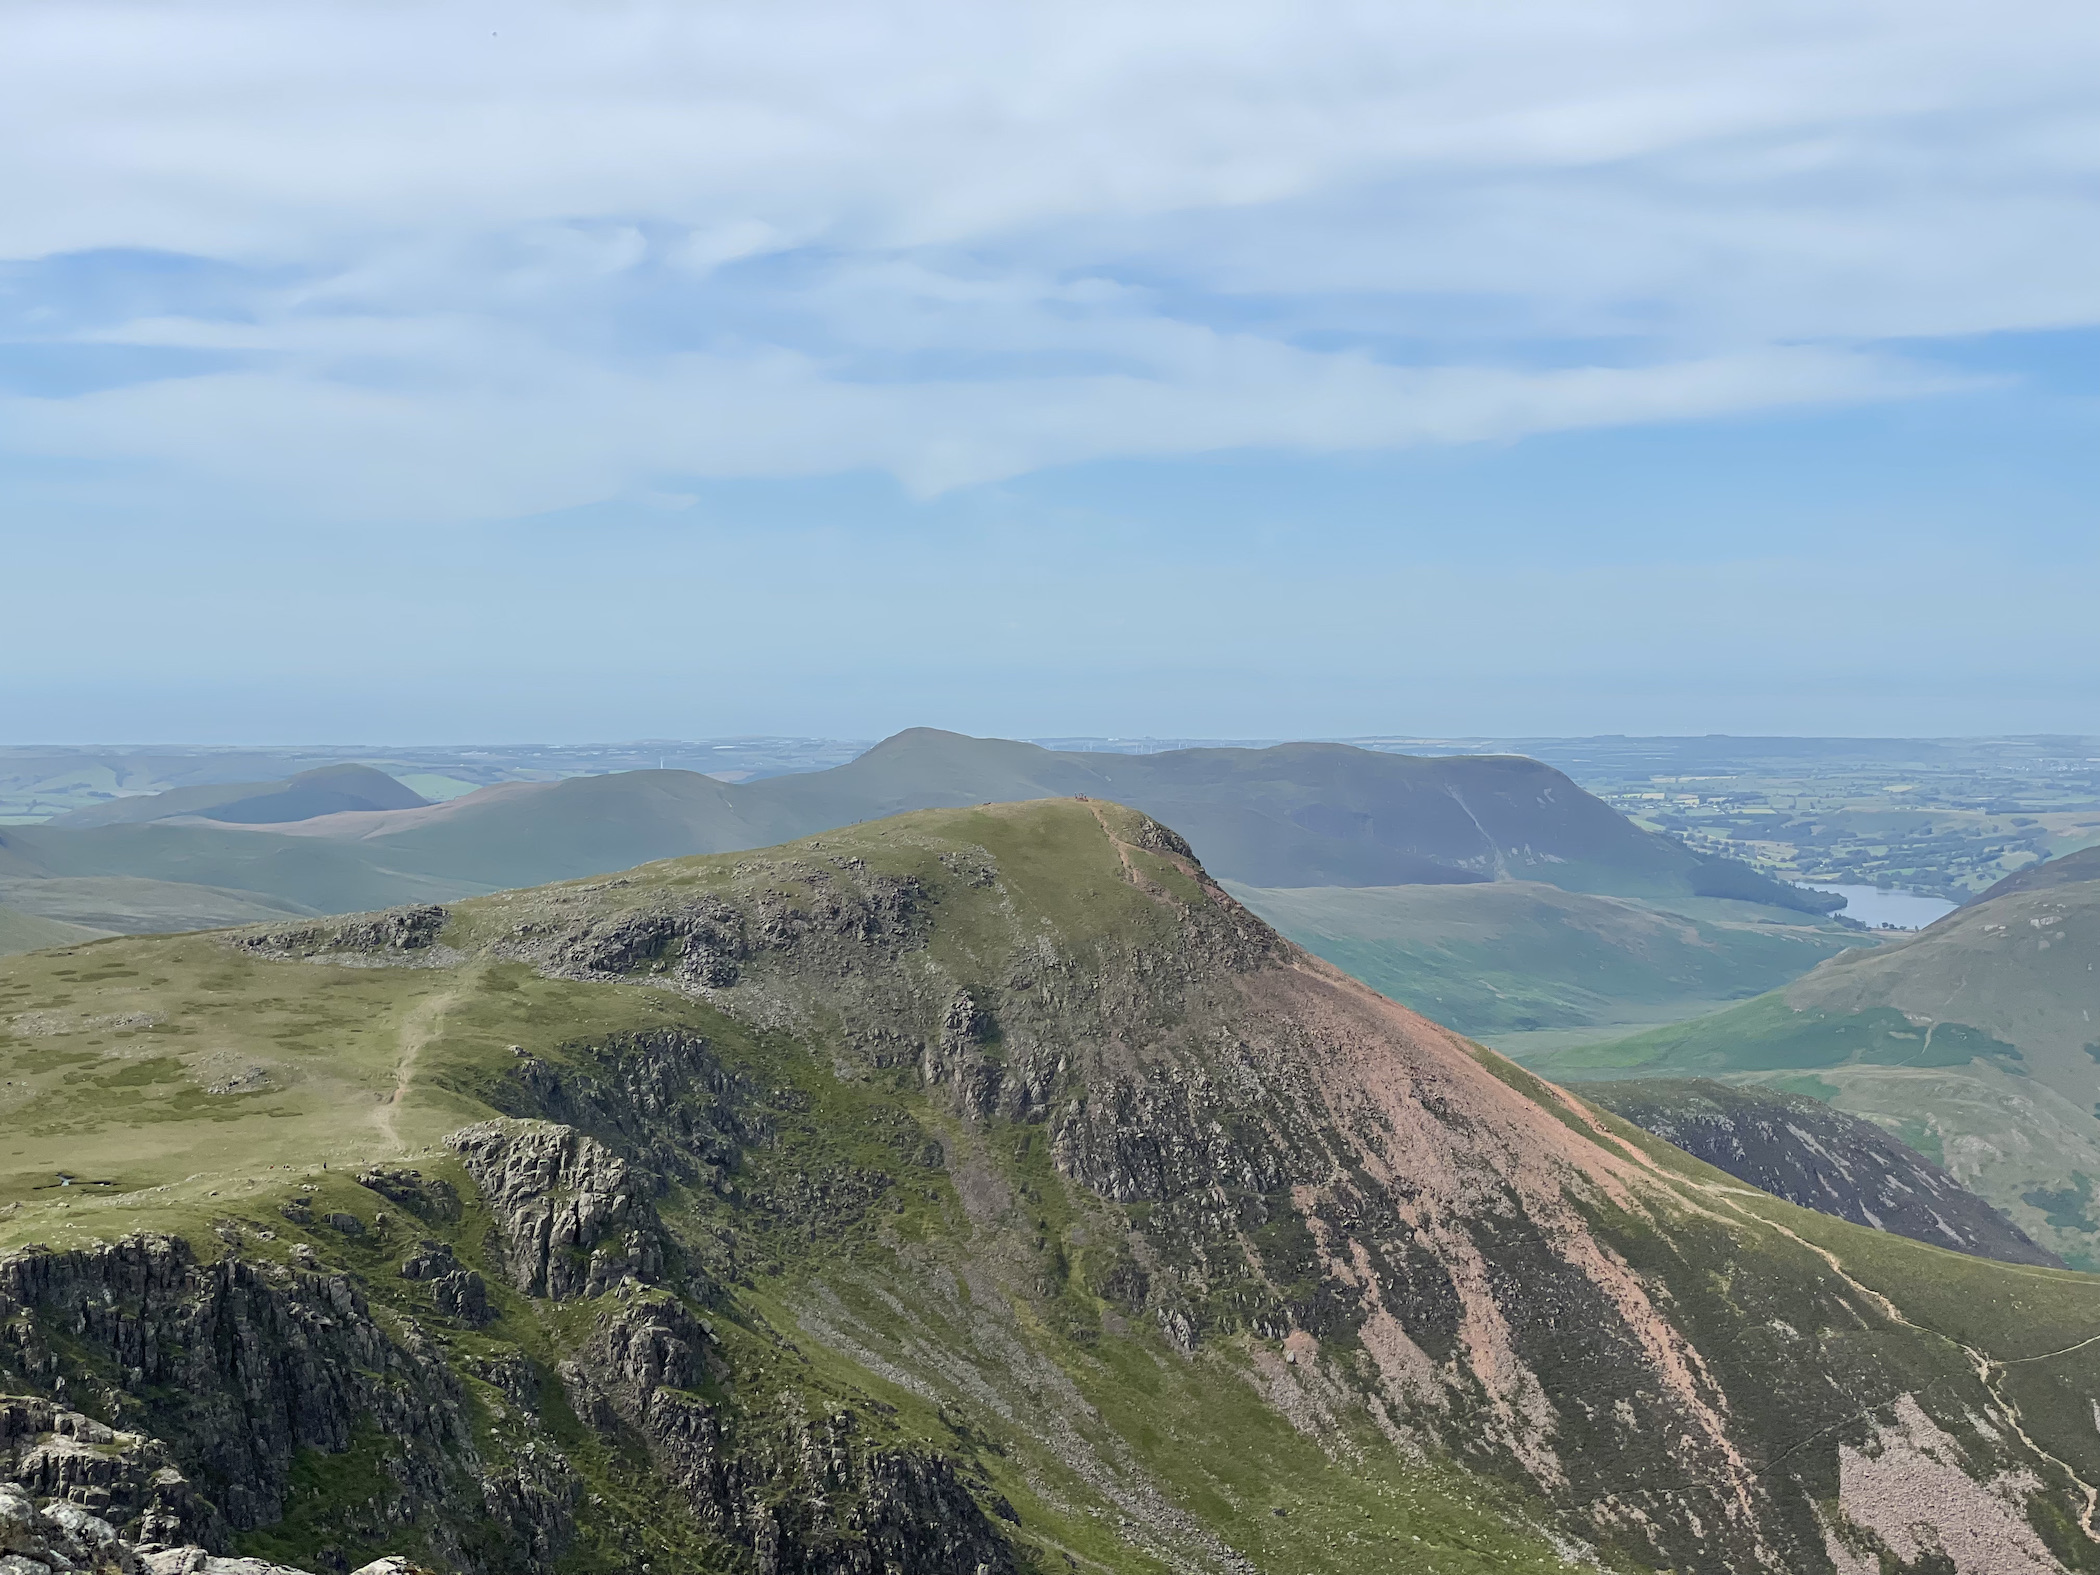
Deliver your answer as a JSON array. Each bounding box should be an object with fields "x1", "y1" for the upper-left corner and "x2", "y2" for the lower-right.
[{"x1": 1796, "y1": 883, "x2": 1958, "y2": 931}]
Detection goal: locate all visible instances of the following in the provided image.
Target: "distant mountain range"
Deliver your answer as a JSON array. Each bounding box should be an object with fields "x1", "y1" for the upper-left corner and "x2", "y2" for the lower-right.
[{"x1": 0, "y1": 729, "x2": 1828, "y2": 933}]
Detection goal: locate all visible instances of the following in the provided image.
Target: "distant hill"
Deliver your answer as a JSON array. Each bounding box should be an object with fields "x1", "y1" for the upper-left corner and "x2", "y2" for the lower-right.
[
  {"x1": 1537, "y1": 859, "x2": 2100, "y2": 1264},
  {"x1": 1581, "y1": 1077, "x2": 2060, "y2": 1268},
  {"x1": 0, "y1": 902, "x2": 105, "y2": 955},
  {"x1": 50, "y1": 763, "x2": 428, "y2": 828},
  {"x1": 1229, "y1": 880, "x2": 1867, "y2": 1035},
  {"x1": 6, "y1": 729, "x2": 1821, "y2": 911}
]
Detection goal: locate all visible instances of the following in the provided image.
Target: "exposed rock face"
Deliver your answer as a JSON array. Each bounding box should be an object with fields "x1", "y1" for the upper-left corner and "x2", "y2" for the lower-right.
[
  {"x1": 481, "y1": 802, "x2": 2091, "y2": 1575},
  {"x1": 567, "y1": 1294, "x2": 1017, "y2": 1575},
  {"x1": 0, "y1": 1236, "x2": 467, "y2": 1538},
  {"x1": 1580, "y1": 1077, "x2": 2062, "y2": 1267},
  {"x1": 231, "y1": 906, "x2": 447, "y2": 958},
  {"x1": 492, "y1": 1030, "x2": 753, "y2": 1193},
  {"x1": 0, "y1": 1475, "x2": 416, "y2": 1575},
  {"x1": 1, "y1": 1398, "x2": 204, "y2": 1549},
  {"x1": 397, "y1": 1243, "x2": 491, "y2": 1328},
  {"x1": 446, "y1": 1121, "x2": 666, "y2": 1299},
  {"x1": 0, "y1": 1237, "x2": 559, "y2": 1573}
]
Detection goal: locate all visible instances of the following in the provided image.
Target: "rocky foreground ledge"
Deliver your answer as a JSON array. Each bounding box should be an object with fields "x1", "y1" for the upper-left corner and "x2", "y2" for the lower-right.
[{"x1": 1, "y1": 1435, "x2": 416, "y2": 1575}]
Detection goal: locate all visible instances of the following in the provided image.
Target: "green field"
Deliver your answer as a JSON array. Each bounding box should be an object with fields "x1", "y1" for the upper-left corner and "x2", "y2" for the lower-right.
[{"x1": 1230, "y1": 878, "x2": 1869, "y2": 1036}]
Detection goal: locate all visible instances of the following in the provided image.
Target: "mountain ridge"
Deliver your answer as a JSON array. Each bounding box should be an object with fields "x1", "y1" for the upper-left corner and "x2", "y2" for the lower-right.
[
  {"x1": 0, "y1": 730, "x2": 1826, "y2": 932},
  {"x1": 3, "y1": 799, "x2": 2098, "y2": 1574}
]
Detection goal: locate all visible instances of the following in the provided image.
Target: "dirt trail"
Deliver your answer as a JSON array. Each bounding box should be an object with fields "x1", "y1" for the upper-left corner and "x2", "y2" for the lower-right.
[{"x1": 374, "y1": 980, "x2": 467, "y2": 1151}]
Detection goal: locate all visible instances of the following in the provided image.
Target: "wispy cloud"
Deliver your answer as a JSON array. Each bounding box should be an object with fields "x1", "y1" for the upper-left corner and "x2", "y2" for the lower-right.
[{"x1": 3, "y1": 0, "x2": 2095, "y2": 519}]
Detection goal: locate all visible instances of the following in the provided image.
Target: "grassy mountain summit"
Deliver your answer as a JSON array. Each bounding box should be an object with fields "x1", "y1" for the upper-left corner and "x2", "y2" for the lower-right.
[{"x1": 2, "y1": 800, "x2": 2097, "y2": 1574}]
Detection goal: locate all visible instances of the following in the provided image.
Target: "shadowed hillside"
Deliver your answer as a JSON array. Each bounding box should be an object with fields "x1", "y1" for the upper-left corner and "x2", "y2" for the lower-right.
[{"x1": 1583, "y1": 1077, "x2": 2061, "y2": 1267}]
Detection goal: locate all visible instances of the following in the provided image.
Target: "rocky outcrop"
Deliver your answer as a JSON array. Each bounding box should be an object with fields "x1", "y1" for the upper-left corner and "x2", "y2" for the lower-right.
[
  {"x1": 397, "y1": 1243, "x2": 491, "y2": 1328},
  {"x1": 1581, "y1": 1077, "x2": 2063, "y2": 1267},
  {"x1": 354, "y1": 1169, "x2": 461, "y2": 1226},
  {"x1": 1, "y1": 1398, "x2": 206, "y2": 1549},
  {"x1": 231, "y1": 906, "x2": 447, "y2": 958},
  {"x1": 0, "y1": 1235, "x2": 472, "y2": 1537},
  {"x1": 0, "y1": 1476, "x2": 419, "y2": 1575},
  {"x1": 0, "y1": 1237, "x2": 567, "y2": 1574},
  {"x1": 492, "y1": 1030, "x2": 754, "y2": 1194},
  {"x1": 567, "y1": 1294, "x2": 1018, "y2": 1575},
  {"x1": 446, "y1": 1122, "x2": 667, "y2": 1299}
]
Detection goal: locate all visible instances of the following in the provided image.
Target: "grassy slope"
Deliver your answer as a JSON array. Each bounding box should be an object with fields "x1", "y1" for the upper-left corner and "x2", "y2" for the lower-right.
[
  {"x1": 1532, "y1": 871, "x2": 2100, "y2": 1264},
  {"x1": 0, "y1": 828, "x2": 1584, "y2": 1575},
  {"x1": 1229, "y1": 878, "x2": 1866, "y2": 1034},
  {"x1": 0, "y1": 903, "x2": 104, "y2": 955}
]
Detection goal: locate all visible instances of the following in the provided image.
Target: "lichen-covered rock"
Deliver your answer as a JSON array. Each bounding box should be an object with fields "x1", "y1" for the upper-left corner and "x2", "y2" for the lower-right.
[
  {"x1": 354, "y1": 1169, "x2": 461, "y2": 1226},
  {"x1": 446, "y1": 1122, "x2": 664, "y2": 1299},
  {"x1": 4, "y1": 1474, "x2": 423, "y2": 1575},
  {"x1": 231, "y1": 906, "x2": 447, "y2": 958}
]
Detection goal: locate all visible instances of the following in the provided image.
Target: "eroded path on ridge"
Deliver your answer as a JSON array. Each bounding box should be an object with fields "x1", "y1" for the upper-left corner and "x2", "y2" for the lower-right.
[{"x1": 374, "y1": 979, "x2": 468, "y2": 1151}]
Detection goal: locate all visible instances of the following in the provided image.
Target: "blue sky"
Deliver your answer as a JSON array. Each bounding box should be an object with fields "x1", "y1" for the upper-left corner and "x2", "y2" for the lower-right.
[{"x1": 3, "y1": 0, "x2": 2097, "y2": 743}]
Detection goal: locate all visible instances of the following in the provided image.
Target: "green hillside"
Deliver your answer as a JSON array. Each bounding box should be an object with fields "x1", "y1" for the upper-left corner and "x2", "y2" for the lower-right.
[
  {"x1": 0, "y1": 901, "x2": 104, "y2": 954},
  {"x1": 3, "y1": 801, "x2": 2099, "y2": 1575},
  {"x1": 1978, "y1": 842, "x2": 2100, "y2": 901},
  {"x1": 1537, "y1": 865, "x2": 2100, "y2": 1264},
  {"x1": 1228, "y1": 879, "x2": 1869, "y2": 1035}
]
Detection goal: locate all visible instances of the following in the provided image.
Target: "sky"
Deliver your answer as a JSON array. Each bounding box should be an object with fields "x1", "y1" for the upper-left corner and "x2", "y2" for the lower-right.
[{"x1": 3, "y1": 0, "x2": 2097, "y2": 744}]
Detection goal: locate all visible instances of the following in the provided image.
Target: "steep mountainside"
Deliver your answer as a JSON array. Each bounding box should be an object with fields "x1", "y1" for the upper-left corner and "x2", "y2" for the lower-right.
[
  {"x1": 1533, "y1": 865, "x2": 2100, "y2": 1265},
  {"x1": 1581, "y1": 1078, "x2": 2060, "y2": 1267},
  {"x1": 50, "y1": 764, "x2": 428, "y2": 828},
  {"x1": 1229, "y1": 879, "x2": 1868, "y2": 1035},
  {"x1": 0, "y1": 730, "x2": 1822, "y2": 935},
  {"x1": 3, "y1": 801, "x2": 2098, "y2": 1575}
]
